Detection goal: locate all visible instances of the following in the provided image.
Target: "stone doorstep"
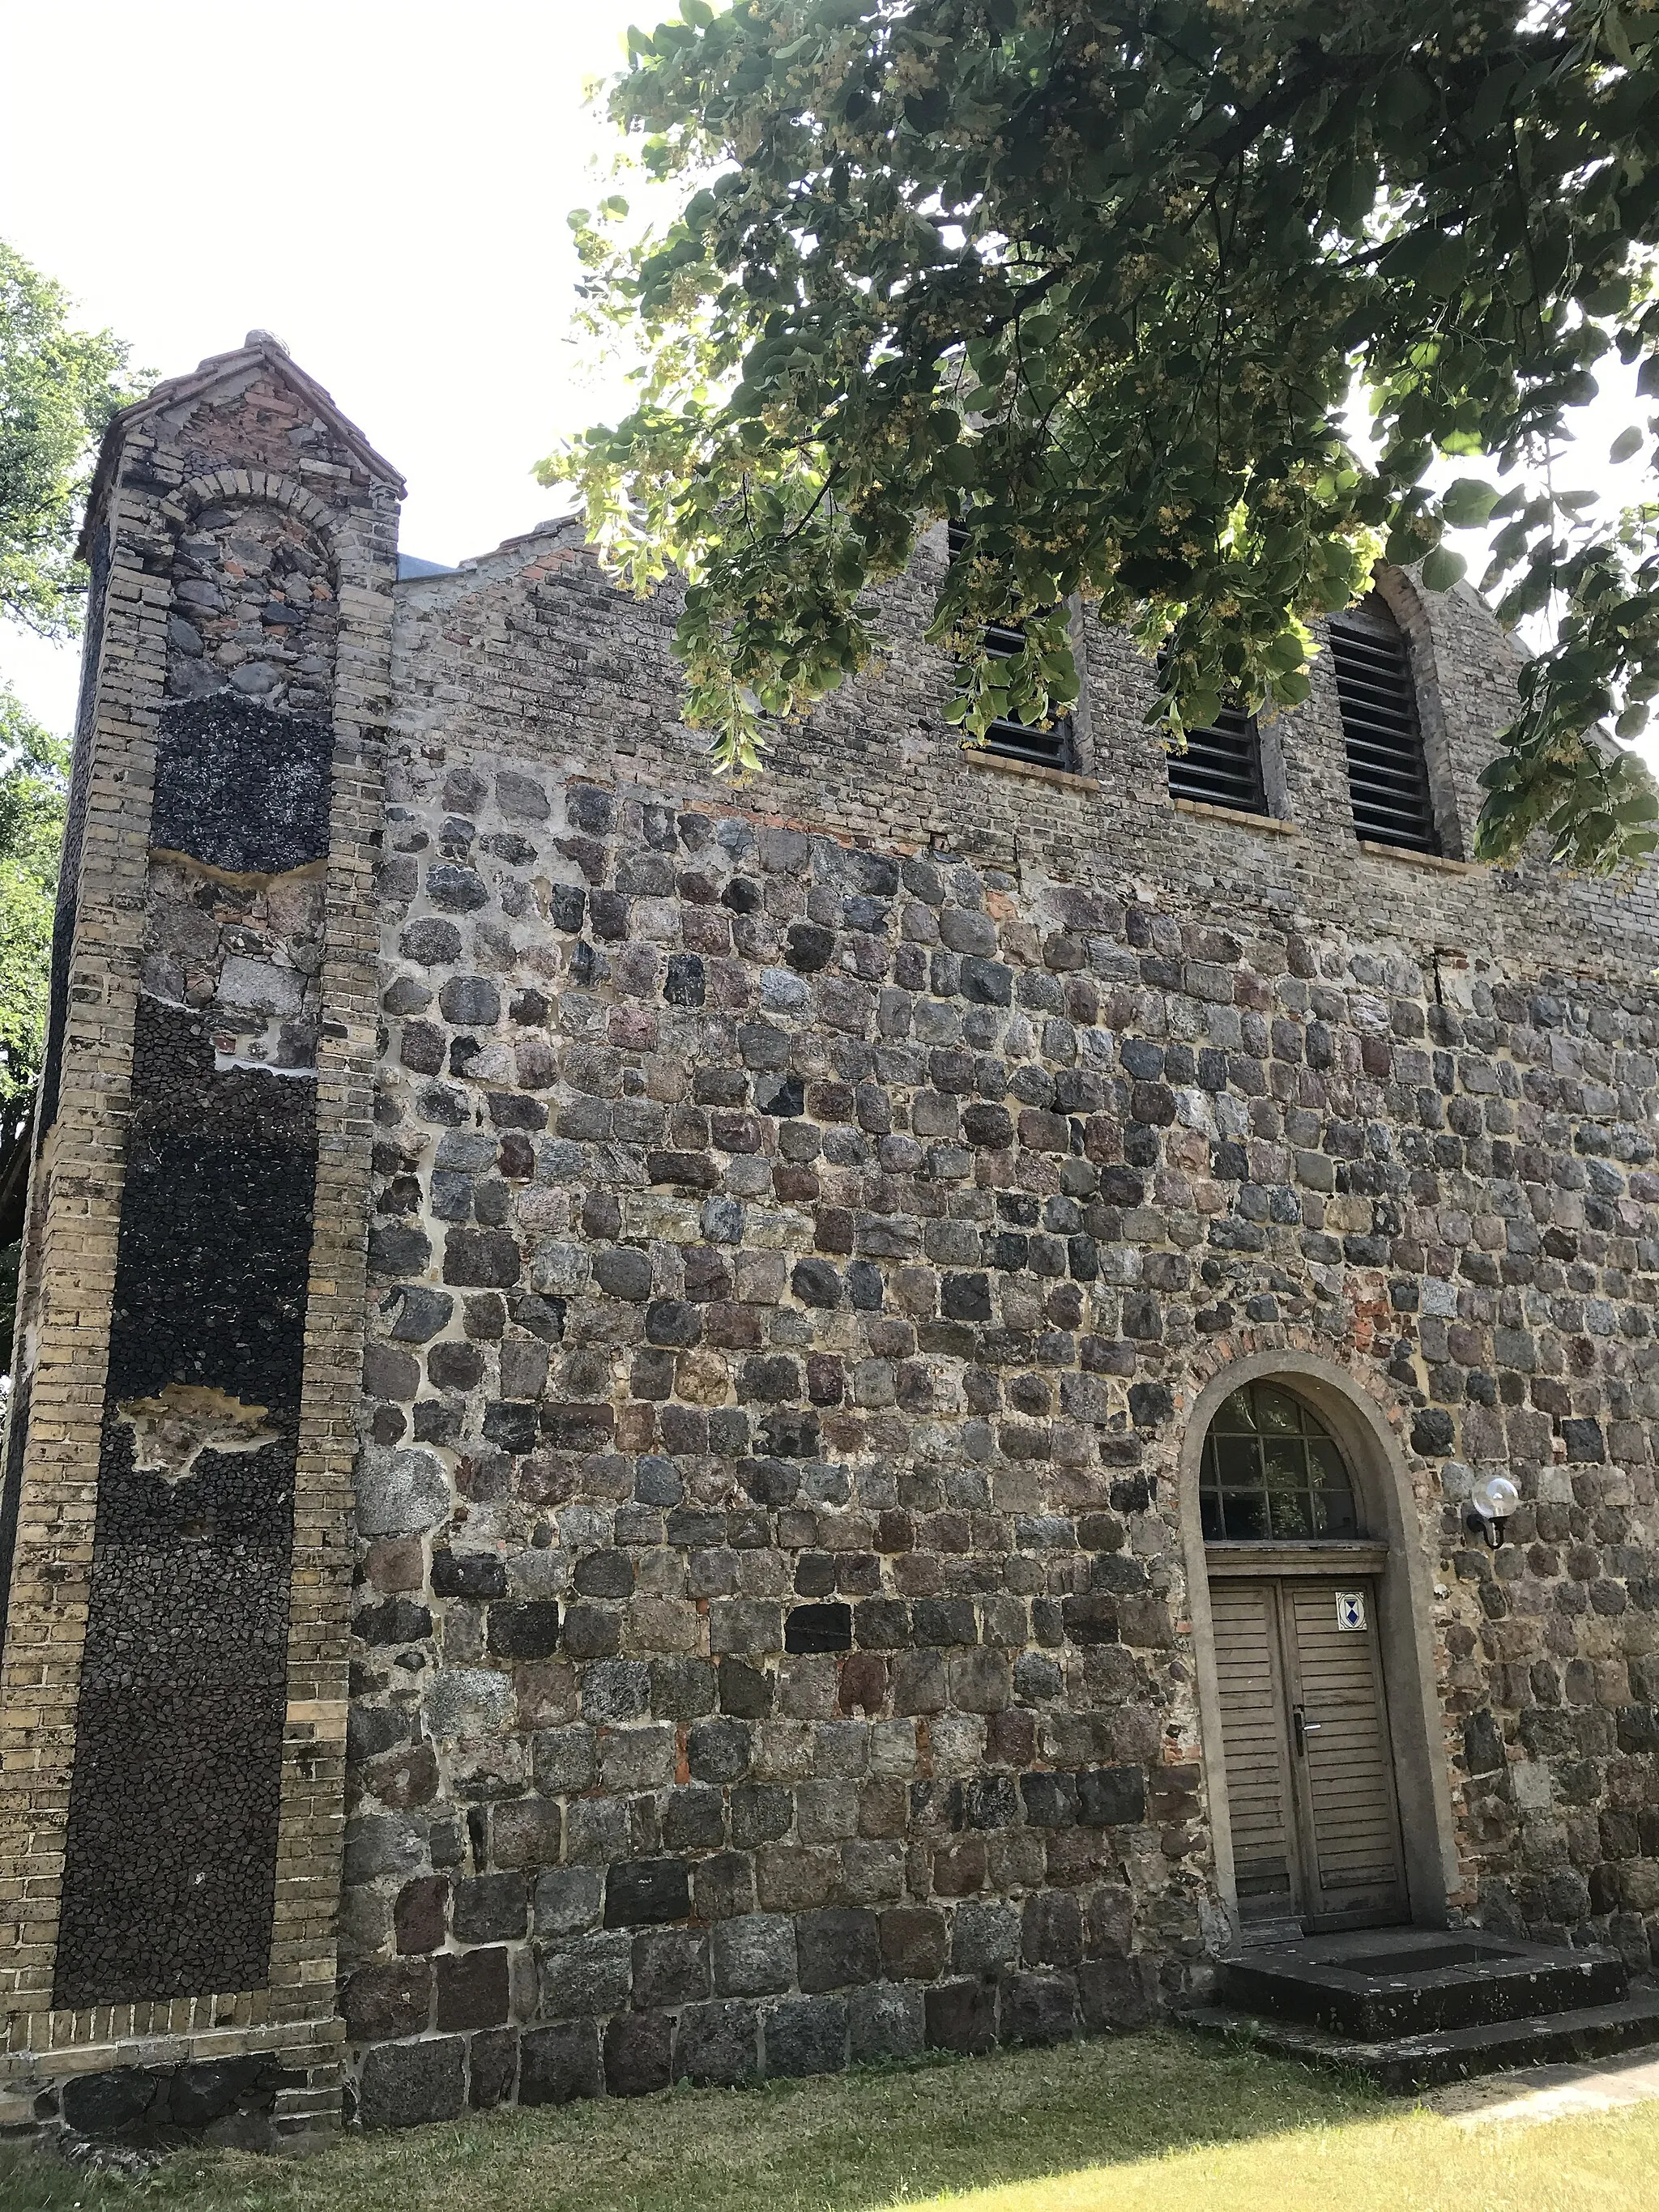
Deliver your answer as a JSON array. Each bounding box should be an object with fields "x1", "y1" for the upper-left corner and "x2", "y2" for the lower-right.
[
  {"x1": 1214, "y1": 1929, "x2": 1628, "y2": 2042},
  {"x1": 1176, "y1": 1991, "x2": 1659, "y2": 2093}
]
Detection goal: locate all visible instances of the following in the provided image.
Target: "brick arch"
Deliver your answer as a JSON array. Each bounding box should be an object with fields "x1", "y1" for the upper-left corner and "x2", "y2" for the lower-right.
[
  {"x1": 1170, "y1": 1336, "x2": 1460, "y2": 1944},
  {"x1": 165, "y1": 468, "x2": 339, "y2": 552}
]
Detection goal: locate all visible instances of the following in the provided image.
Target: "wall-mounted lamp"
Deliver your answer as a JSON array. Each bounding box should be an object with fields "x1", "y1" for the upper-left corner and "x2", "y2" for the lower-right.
[{"x1": 1468, "y1": 1472, "x2": 1520, "y2": 1549}]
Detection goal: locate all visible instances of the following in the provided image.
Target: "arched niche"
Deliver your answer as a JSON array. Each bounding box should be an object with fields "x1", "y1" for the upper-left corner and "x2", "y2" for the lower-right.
[
  {"x1": 166, "y1": 493, "x2": 339, "y2": 718},
  {"x1": 1176, "y1": 1348, "x2": 1459, "y2": 1943}
]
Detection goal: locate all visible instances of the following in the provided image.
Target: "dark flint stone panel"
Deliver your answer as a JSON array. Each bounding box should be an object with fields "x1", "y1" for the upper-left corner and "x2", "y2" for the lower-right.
[
  {"x1": 60, "y1": 2055, "x2": 295, "y2": 2137},
  {"x1": 604, "y1": 2010, "x2": 672, "y2": 2095},
  {"x1": 674, "y1": 1998, "x2": 759, "y2": 2085},
  {"x1": 151, "y1": 695, "x2": 333, "y2": 875},
  {"x1": 925, "y1": 1977, "x2": 997, "y2": 2053},
  {"x1": 762, "y1": 1994, "x2": 847, "y2": 2078},
  {"x1": 603, "y1": 1857, "x2": 692, "y2": 1927},
  {"x1": 54, "y1": 1003, "x2": 318, "y2": 2006},
  {"x1": 1000, "y1": 1971, "x2": 1078, "y2": 2045},
  {"x1": 60, "y1": 2066, "x2": 157, "y2": 2134},
  {"x1": 470, "y1": 2027, "x2": 519, "y2": 2108}
]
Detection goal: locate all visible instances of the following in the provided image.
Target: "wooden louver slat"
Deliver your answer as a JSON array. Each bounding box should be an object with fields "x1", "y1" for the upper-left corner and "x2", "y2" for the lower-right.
[
  {"x1": 1329, "y1": 596, "x2": 1439, "y2": 854},
  {"x1": 1166, "y1": 697, "x2": 1268, "y2": 816},
  {"x1": 946, "y1": 522, "x2": 1075, "y2": 771}
]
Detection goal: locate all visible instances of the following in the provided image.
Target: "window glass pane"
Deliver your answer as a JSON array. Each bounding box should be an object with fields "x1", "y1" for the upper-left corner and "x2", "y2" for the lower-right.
[
  {"x1": 1261, "y1": 1439, "x2": 1307, "y2": 1491},
  {"x1": 1200, "y1": 1380, "x2": 1362, "y2": 1541},
  {"x1": 1222, "y1": 1491, "x2": 1269, "y2": 1541},
  {"x1": 1255, "y1": 1386, "x2": 1302, "y2": 1434},
  {"x1": 1212, "y1": 1388, "x2": 1256, "y2": 1432},
  {"x1": 1307, "y1": 1437, "x2": 1347, "y2": 1486},
  {"x1": 1213, "y1": 1435, "x2": 1260, "y2": 1489},
  {"x1": 1316, "y1": 1489, "x2": 1359, "y2": 1538},
  {"x1": 1271, "y1": 1489, "x2": 1312, "y2": 1539}
]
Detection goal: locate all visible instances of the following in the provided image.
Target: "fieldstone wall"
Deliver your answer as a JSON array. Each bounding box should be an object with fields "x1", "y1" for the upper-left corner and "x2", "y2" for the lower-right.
[
  {"x1": 335, "y1": 524, "x2": 1659, "y2": 2123},
  {"x1": 11, "y1": 339, "x2": 1659, "y2": 2142}
]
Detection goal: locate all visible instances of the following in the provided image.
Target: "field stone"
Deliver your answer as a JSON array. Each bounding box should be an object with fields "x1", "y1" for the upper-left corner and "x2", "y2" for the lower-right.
[
  {"x1": 357, "y1": 2037, "x2": 466, "y2": 2130},
  {"x1": 672, "y1": 2000, "x2": 759, "y2": 2086}
]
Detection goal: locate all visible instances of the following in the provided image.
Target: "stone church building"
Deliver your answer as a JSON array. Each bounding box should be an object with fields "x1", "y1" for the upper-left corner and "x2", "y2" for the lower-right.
[{"x1": 3, "y1": 333, "x2": 1659, "y2": 2139}]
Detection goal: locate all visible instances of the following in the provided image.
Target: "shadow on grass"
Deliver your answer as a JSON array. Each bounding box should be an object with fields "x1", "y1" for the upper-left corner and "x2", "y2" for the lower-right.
[{"x1": 0, "y1": 2030, "x2": 1388, "y2": 2212}]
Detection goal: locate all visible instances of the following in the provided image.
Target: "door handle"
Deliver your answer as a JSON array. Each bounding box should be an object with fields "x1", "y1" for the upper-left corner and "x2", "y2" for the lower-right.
[{"x1": 1293, "y1": 1706, "x2": 1321, "y2": 1756}]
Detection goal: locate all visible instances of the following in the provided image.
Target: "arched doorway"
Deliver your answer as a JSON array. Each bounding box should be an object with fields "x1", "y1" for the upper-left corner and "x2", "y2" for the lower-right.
[
  {"x1": 1201, "y1": 1379, "x2": 1404, "y2": 1929},
  {"x1": 1179, "y1": 1358, "x2": 1456, "y2": 1943}
]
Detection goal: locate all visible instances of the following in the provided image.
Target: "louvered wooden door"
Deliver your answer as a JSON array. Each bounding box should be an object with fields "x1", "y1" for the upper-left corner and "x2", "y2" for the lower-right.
[{"x1": 1211, "y1": 1576, "x2": 1407, "y2": 1930}]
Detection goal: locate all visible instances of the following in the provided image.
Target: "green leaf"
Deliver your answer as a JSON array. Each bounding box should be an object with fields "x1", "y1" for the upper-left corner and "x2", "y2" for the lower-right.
[
  {"x1": 1420, "y1": 547, "x2": 1467, "y2": 592},
  {"x1": 1610, "y1": 425, "x2": 1644, "y2": 463},
  {"x1": 1184, "y1": 693, "x2": 1223, "y2": 731},
  {"x1": 1440, "y1": 478, "x2": 1499, "y2": 530},
  {"x1": 1324, "y1": 156, "x2": 1377, "y2": 229},
  {"x1": 1380, "y1": 68, "x2": 1430, "y2": 125}
]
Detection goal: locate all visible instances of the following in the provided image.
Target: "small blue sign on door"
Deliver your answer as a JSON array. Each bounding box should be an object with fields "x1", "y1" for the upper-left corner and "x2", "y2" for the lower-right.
[{"x1": 1335, "y1": 1590, "x2": 1366, "y2": 1632}]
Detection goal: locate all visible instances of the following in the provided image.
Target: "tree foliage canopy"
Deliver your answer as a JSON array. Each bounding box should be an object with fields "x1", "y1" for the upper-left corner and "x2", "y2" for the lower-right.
[
  {"x1": 0, "y1": 237, "x2": 134, "y2": 640},
  {"x1": 0, "y1": 686, "x2": 62, "y2": 1364},
  {"x1": 0, "y1": 686, "x2": 67, "y2": 1127},
  {"x1": 545, "y1": 0, "x2": 1659, "y2": 875}
]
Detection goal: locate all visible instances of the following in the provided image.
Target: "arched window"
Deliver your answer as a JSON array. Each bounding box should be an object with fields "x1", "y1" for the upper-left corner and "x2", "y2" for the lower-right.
[
  {"x1": 1328, "y1": 591, "x2": 1439, "y2": 855},
  {"x1": 1200, "y1": 1380, "x2": 1360, "y2": 1541}
]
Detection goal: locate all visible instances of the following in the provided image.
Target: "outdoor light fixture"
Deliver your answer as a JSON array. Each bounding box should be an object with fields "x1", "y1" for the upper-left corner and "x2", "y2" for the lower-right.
[{"x1": 1468, "y1": 1472, "x2": 1521, "y2": 1549}]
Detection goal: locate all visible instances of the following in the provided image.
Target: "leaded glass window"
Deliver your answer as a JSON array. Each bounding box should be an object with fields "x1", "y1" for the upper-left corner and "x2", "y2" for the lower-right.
[{"x1": 1199, "y1": 1381, "x2": 1360, "y2": 1541}]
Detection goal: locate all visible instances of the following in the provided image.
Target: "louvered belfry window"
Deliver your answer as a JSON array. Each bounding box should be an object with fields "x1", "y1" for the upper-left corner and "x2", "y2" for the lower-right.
[
  {"x1": 1162, "y1": 672, "x2": 1269, "y2": 816},
  {"x1": 947, "y1": 522, "x2": 1076, "y2": 771},
  {"x1": 1329, "y1": 592, "x2": 1439, "y2": 854}
]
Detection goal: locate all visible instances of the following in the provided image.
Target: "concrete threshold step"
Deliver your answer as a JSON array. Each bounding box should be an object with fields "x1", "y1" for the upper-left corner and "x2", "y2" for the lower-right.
[
  {"x1": 1176, "y1": 1991, "x2": 1659, "y2": 2092},
  {"x1": 1215, "y1": 1933, "x2": 1625, "y2": 2041}
]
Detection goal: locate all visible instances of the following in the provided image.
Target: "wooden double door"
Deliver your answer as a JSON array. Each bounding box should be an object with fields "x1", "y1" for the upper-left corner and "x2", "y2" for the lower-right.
[{"x1": 1210, "y1": 1571, "x2": 1408, "y2": 1929}]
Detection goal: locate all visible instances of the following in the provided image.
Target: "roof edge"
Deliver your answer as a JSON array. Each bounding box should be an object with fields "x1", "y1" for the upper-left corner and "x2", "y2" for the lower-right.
[{"x1": 77, "y1": 335, "x2": 405, "y2": 559}]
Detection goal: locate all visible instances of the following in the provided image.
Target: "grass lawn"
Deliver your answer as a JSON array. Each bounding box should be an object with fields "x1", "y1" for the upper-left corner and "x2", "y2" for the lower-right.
[{"x1": 2, "y1": 2028, "x2": 1655, "y2": 2212}]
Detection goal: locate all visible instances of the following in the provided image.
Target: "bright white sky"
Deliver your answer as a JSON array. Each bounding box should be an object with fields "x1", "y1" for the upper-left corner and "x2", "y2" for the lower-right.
[
  {"x1": 3, "y1": 0, "x2": 1653, "y2": 764},
  {"x1": 1, "y1": 0, "x2": 643, "y2": 733}
]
